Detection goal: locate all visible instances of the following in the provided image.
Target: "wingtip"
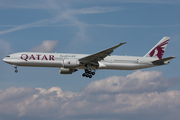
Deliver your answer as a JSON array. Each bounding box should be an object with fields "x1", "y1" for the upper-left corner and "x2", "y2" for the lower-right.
[{"x1": 119, "y1": 42, "x2": 127, "y2": 45}]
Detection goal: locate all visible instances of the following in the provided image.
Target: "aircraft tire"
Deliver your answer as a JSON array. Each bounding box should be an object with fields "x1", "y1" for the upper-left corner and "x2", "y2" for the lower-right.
[
  {"x1": 92, "y1": 72, "x2": 95, "y2": 75},
  {"x1": 85, "y1": 74, "x2": 89, "y2": 77},
  {"x1": 82, "y1": 73, "x2": 85, "y2": 77},
  {"x1": 15, "y1": 70, "x2": 18, "y2": 73},
  {"x1": 89, "y1": 75, "x2": 92, "y2": 78},
  {"x1": 85, "y1": 69, "x2": 88, "y2": 73}
]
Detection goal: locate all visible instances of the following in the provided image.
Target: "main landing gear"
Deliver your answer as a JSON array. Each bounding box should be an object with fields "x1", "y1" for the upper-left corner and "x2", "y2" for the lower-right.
[
  {"x1": 82, "y1": 69, "x2": 95, "y2": 78},
  {"x1": 13, "y1": 65, "x2": 18, "y2": 73}
]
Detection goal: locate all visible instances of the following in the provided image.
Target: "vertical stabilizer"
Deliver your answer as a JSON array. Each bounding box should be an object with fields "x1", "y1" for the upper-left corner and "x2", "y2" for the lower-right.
[{"x1": 144, "y1": 37, "x2": 170, "y2": 59}]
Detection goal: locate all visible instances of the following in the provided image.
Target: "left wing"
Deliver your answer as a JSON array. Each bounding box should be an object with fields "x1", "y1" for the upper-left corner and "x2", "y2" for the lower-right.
[{"x1": 79, "y1": 42, "x2": 127, "y2": 65}]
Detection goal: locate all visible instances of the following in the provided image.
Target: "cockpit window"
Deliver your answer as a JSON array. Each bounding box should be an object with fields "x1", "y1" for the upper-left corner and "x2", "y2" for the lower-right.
[{"x1": 6, "y1": 56, "x2": 10, "y2": 57}]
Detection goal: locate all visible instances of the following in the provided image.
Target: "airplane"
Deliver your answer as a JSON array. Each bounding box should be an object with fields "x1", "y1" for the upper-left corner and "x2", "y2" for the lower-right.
[{"x1": 3, "y1": 37, "x2": 175, "y2": 78}]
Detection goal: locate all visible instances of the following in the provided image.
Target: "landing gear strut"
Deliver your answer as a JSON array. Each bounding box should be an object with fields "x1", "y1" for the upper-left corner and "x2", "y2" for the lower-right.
[
  {"x1": 82, "y1": 69, "x2": 96, "y2": 78},
  {"x1": 13, "y1": 65, "x2": 18, "y2": 73}
]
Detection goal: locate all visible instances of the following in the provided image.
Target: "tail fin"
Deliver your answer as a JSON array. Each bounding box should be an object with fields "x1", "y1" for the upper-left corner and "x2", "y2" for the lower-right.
[{"x1": 144, "y1": 37, "x2": 170, "y2": 59}]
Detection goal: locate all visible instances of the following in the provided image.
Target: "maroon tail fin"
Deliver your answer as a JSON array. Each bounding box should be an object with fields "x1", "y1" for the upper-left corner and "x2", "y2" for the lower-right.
[{"x1": 144, "y1": 37, "x2": 170, "y2": 59}]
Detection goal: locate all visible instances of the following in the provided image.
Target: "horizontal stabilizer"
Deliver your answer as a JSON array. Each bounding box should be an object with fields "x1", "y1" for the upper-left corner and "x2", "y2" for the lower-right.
[{"x1": 152, "y1": 56, "x2": 176, "y2": 64}]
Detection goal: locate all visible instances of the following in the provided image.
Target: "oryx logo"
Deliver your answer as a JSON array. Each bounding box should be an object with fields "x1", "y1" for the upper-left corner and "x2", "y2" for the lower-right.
[
  {"x1": 68, "y1": 62, "x2": 71, "y2": 64},
  {"x1": 149, "y1": 39, "x2": 169, "y2": 59}
]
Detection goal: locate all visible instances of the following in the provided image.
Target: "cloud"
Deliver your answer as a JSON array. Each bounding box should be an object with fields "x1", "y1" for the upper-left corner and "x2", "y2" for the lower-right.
[
  {"x1": 0, "y1": 70, "x2": 180, "y2": 120},
  {"x1": 0, "y1": 86, "x2": 180, "y2": 120},
  {"x1": 0, "y1": 87, "x2": 38, "y2": 117},
  {"x1": 0, "y1": 19, "x2": 50, "y2": 35},
  {"x1": 83, "y1": 70, "x2": 177, "y2": 94},
  {"x1": 51, "y1": 6, "x2": 123, "y2": 46},
  {"x1": 3, "y1": 0, "x2": 178, "y2": 48},
  {"x1": 29, "y1": 40, "x2": 58, "y2": 52},
  {"x1": 0, "y1": 2, "x2": 123, "y2": 47},
  {"x1": 66, "y1": 6, "x2": 122, "y2": 15},
  {"x1": 92, "y1": 24, "x2": 180, "y2": 28}
]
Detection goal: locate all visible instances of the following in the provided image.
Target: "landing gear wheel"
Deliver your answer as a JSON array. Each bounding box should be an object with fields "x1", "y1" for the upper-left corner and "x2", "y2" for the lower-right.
[
  {"x1": 83, "y1": 69, "x2": 96, "y2": 78},
  {"x1": 88, "y1": 71, "x2": 92, "y2": 74},
  {"x1": 82, "y1": 73, "x2": 86, "y2": 77},
  {"x1": 89, "y1": 75, "x2": 92, "y2": 78},
  {"x1": 92, "y1": 72, "x2": 95, "y2": 75},
  {"x1": 15, "y1": 69, "x2": 18, "y2": 73},
  {"x1": 85, "y1": 69, "x2": 88, "y2": 73},
  {"x1": 86, "y1": 74, "x2": 89, "y2": 78}
]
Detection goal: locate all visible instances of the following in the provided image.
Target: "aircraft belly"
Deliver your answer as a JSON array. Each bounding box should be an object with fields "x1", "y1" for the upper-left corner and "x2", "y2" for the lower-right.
[
  {"x1": 11, "y1": 60, "x2": 64, "y2": 67},
  {"x1": 103, "y1": 62, "x2": 142, "y2": 70}
]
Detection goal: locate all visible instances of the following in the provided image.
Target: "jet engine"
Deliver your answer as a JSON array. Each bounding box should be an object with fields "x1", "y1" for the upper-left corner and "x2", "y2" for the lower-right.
[
  {"x1": 60, "y1": 67, "x2": 77, "y2": 74},
  {"x1": 63, "y1": 59, "x2": 80, "y2": 68}
]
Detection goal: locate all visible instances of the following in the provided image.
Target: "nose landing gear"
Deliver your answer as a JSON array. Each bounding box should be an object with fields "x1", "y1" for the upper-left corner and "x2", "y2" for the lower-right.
[
  {"x1": 13, "y1": 65, "x2": 18, "y2": 73},
  {"x1": 82, "y1": 69, "x2": 96, "y2": 78}
]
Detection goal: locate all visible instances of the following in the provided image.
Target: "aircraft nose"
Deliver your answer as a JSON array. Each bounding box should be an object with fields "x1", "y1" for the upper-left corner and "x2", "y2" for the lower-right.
[
  {"x1": 3, "y1": 57, "x2": 7, "y2": 62},
  {"x1": 3, "y1": 57, "x2": 9, "y2": 63}
]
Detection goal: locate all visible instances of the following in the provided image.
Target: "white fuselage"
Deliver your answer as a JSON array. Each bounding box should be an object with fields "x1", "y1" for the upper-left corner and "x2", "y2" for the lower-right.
[{"x1": 3, "y1": 52, "x2": 161, "y2": 70}]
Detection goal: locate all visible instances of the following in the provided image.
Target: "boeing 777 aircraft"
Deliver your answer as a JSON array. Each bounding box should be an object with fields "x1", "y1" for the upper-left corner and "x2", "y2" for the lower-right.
[{"x1": 3, "y1": 37, "x2": 175, "y2": 78}]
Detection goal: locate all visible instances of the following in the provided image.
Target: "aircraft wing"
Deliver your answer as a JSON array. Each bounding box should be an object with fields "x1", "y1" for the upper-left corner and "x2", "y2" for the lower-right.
[{"x1": 79, "y1": 42, "x2": 127, "y2": 64}]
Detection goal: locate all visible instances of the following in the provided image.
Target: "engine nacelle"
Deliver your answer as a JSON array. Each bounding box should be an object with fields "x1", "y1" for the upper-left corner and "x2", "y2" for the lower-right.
[
  {"x1": 63, "y1": 59, "x2": 79, "y2": 68},
  {"x1": 60, "y1": 68, "x2": 77, "y2": 74}
]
